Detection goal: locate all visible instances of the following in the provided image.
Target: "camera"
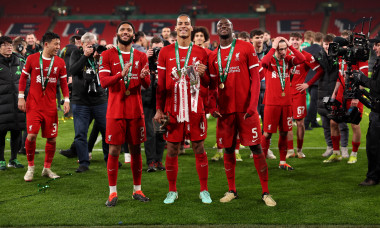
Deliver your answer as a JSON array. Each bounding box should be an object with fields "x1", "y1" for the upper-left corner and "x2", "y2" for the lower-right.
[
  {"x1": 326, "y1": 17, "x2": 380, "y2": 119},
  {"x1": 85, "y1": 67, "x2": 100, "y2": 96},
  {"x1": 148, "y1": 47, "x2": 161, "y2": 74},
  {"x1": 91, "y1": 44, "x2": 107, "y2": 55},
  {"x1": 323, "y1": 96, "x2": 362, "y2": 124}
]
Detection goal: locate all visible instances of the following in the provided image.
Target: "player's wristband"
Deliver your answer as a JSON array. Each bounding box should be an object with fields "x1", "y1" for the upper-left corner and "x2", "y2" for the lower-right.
[
  {"x1": 64, "y1": 98, "x2": 70, "y2": 103},
  {"x1": 18, "y1": 94, "x2": 25, "y2": 99}
]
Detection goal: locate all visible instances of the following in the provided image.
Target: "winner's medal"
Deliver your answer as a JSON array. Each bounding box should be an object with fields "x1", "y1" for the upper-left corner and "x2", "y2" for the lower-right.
[
  {"x1": 117, "y1": 46, "x2": 134, "y2": 96},
  {"x1": 281, "y1": 92, "x2": 285, "y2": 97},
  {"x1": 217, "y1": 39, "x2": 236, "y2": 90}
]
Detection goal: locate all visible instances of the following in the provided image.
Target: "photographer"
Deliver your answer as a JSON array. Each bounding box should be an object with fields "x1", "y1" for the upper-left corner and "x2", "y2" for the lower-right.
[
  {"x1": 69, "y1": 32, "x2": 108, "y2": 172},
  {"x1": 143, "y1": 36, "x2": 166, "y2": 172},
  {"x1": 299, "y1": 34, "x2": 349, "y2": 158},
  {"x1": 355, "y1": 38, "x2": 380, "y2": 186}
]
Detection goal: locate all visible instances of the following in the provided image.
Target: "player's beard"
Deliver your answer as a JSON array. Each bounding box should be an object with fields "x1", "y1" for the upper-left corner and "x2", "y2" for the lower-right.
[
  {"x1": 117, "y1": 34, "x2": 133, "y2": 46},
  {"x1": 220, "y1": 33, "x2": 231, "y2": 40}
]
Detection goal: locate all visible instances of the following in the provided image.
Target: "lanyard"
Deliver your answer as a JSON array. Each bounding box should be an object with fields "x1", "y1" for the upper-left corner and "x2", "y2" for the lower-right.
[
  {"x1": 175, "y1": 41, "x2": 193, "y2": 75},
  {"x1": 274, "y1": 55, "x2": 286, "y2": 91},
  {"x1": 87, "y1": 58, "x2": 97, "y2": 72},
  {"x1": 39, "y1": 52, "x2": 54, "y2": 91},
  {"x1": 117, "y1": 46, "x2": 134, "y2": 90},
  {"x1": 341, "y1": 59, "x2": 345, "y2": 75},
  {"x1": 217, "y1": 39, "x2": 236, "y2": 83}
]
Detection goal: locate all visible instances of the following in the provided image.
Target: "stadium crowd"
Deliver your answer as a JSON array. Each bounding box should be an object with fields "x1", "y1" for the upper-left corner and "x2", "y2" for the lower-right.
[{"x1": 1, "y1": 14, "x2": 380, "y2": 207}]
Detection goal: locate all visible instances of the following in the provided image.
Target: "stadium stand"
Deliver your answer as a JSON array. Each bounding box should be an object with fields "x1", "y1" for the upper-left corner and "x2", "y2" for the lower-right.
[
  {"x1": 265, "y1": 13, "x2": 324, "y2": 38},
  {"x1": 327, "y1": 12, "x2": 380, "y2": 37},
  {"x1": 0, "y1": 17, "x2": 52, "y2": 40},
  {"x1": 2, "y1": 0, "x2": 54, "y2": 16},
  {"x1": 271, "y1": 0, "x2": 321, "y2": 12},
  {"x1": 65, "y1": 0, "x2": 121, "y2": 15}
]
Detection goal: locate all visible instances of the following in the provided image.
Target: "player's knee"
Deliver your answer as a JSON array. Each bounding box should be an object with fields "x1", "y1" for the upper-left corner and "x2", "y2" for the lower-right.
[
  {"x1": 109, "y1": 145, "x2": 121, "y2": 156},
  {"x1": 192, "y1": 141, "x2": 204, "y2": 154},
  {"x1": 249, "y1": 144, "x2": 262, "y2": 155},
  {"x1": 47, "y1": 137, "x2": 56, "y2": 143},
  {"x1": 27, "y1": 134, "x2": 37, "y2": 141}
]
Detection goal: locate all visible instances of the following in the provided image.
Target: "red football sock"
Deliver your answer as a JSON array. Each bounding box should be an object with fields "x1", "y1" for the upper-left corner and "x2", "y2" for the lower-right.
[
  {"x1": 165, "y1": 154, "x2": 178, "y2": 192},
  {"x1": 253, "y1": 153, "x2": 269, "y2": 194},
  {"x1": 352, "y1": 141, "x2": 360, "y2": 152},
  {"x1": 331, "y1": 135, "x2": 340, "y2": 151},
  {"x1": 44, "y1": 141, "x2": 56, "y2": 168},
  {"x1": 278, "y1": 134, "x2": 287, "y2": 162},
  {"x1": 223, "y1": 153, "x2": 236, "y2": 192},
  {"x1": 261, "y1": 135, "x2": 270, "y2": 157},
  {"x1": 107, "y1": 154, "x2": 119, "y2": 186},
  {"x1": 25, "y1": 138, "x2": 36, "y2": 167},
  {"x1": 195, "y1": 152, "x2": 208, "y2": 191},
  {"x1": 297, "y1": 139, "x2": 304, "y2": 150},
  {"x1": 287, "y1": 140, "x2": 294, "y2": 150},
  {"x1": 235, "y1": 138, "x2": 241, "y2": 150},
  {"x1": 130, "y1": 153, "x2": 142, "y2": 186}
]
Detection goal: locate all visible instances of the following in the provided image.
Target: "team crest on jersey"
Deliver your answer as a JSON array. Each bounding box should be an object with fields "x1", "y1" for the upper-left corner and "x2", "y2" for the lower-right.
[
  {"x1": 235, "y1": 53, "x2": 240, "y2": 61},
  {"x1": 135, "y1": 61, "x2": 139, "y2": 69},
  {"x1": 272, "y1": 71, "x2": 277, "y2": 78},
  {"x1": 53, "y1": 67, "x2": 58, "y2": 74},
  {"x1": 192, "y1": 57, "x2": 197, "y2": 64},
  {"x1": 218, "y1": 138, "x2": 223, "y2": 145},
  {"x1": 29, "y1": 125, "x2": 32, "y2": 131},
  {"x1": 268, "y1": 124, "x2": 272, "y2": 130},
  {"x1": 108, "y1": 135, "x2": 112, "y2": 141}
]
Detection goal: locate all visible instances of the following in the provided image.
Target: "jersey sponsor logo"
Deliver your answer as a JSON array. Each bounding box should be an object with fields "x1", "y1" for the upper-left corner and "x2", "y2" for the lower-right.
[
  {"x1": 235, "y1": 52, "x2": 240, "y2": 61},
  {"x1": 228, "y1": 66, "x2": 241, "y2": 73}
]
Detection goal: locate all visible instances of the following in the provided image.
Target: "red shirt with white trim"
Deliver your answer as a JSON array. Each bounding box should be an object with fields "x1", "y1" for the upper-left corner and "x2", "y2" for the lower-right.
[
  {"x1": 208, "y1": 39, "x2": 260, "y2": 115},
  {"x1": 156, "y1": 43, "x2": 209, "y2": 115},
  {"x1": 289, "y1": 50, "x2": 320, "y2": 95},
  {"x1": 99, "y1": 47, "x2": 150, "y2": 119},
  {"x1": 261, "y1": 46, "x2": 305, "y2": 106},
  {"x1": 19, "y1": 52, "x2": 69, "y2": 111}
]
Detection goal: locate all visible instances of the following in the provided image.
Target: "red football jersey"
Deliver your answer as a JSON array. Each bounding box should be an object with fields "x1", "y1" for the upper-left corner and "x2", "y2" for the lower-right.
[
  {"x1": 156, "y1": 43, "x2": 209, "y2": 115},
  {"x1": 19, "y1": 52, "x2": 69, "y2": 111},
  {"x1": 99, "y1": 47, "x2": 150, "y2": 119},
  {"x1": 289, "y1": 50, "x2": 320, "y2": 95},
  {"x1": 261, "y1": 46, "x2": 305, "y2": 106},
  {"x1": 208, "y1": 39, "x2": 260, "y2": 115}
]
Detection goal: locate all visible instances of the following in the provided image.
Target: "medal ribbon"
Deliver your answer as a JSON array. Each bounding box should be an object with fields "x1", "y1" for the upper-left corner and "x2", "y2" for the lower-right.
[
  {"x1": 117, "y1": 46, "x2": 134, "y2": 90},
  {"x1": 217, "y1": 39, "x2": 236, "y2": 83},
  {"x1": 274, "y1": 55, "x2": 286, "y2": 91},
  {"x1": 39, "y1": 52, "x2": 55, "y2": 91},
  {"x1": 175, "y1": 41, "x2": 193, "y2": 74}
]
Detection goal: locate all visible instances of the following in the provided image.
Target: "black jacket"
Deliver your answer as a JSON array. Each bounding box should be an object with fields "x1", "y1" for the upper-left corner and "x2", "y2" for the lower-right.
[
  {"x1": 60, "y1": 44, "x2": 78, "y2": 76},
  {"x1": 0, "y1": 53, "x2": 26, "y2": 131},
  {"x1": 360, "y1": 57, "x2": 380, "y2": 112},
  {"x1": 25, "y1": 44, "x2": 42, "y2": 58},
  {"x1": 315, "y1": 50, "x2": 339, "y2": 116},
  {"x1": 303, "y1": 44, "x2": 323, "y2": 86},
  {"x1": 69, "y1": 48, "x2": 107, "y2": 106}
]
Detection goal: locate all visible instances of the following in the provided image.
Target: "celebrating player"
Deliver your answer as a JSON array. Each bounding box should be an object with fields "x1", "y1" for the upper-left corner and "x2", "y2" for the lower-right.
[
  {"x1": 18, "y1": 32, "x2": 70, "y2": 181},
  {"x1": 154, "y1": 14, "x2": 211, "y2": 204},
  {"x1": 99, "y1": 21, "x2": 151, "y2": 207},
  {"x1": 260, "y1": 36, "x2": 305, "y2": 171},
  {"x1": 286, "y1": 32, "x2": 323, "y2": 159},
  {"x1": 208, "y1": 18, "x2": 276, "y2": 206}
]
